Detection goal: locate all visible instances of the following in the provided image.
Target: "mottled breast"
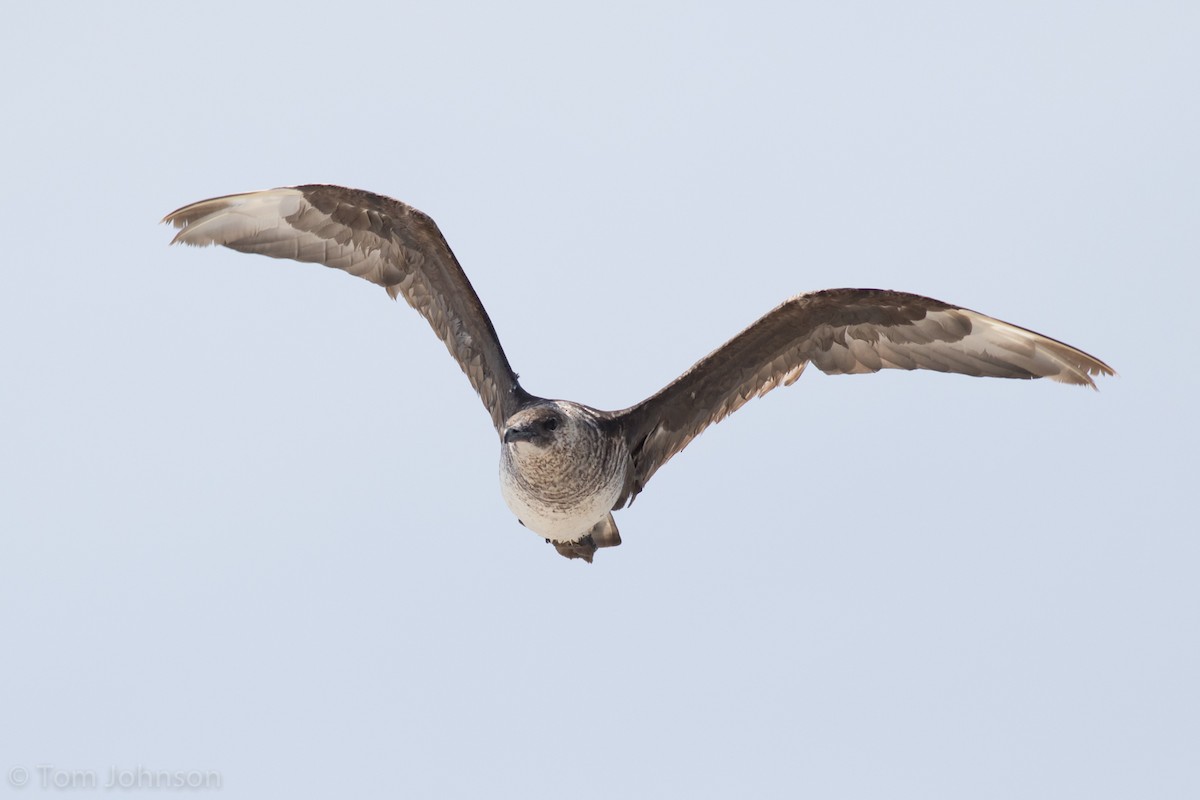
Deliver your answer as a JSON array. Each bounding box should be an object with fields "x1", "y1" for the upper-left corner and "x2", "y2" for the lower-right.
[{"x1": 499, "y1": 401, "x2": 629, "y2": 542}]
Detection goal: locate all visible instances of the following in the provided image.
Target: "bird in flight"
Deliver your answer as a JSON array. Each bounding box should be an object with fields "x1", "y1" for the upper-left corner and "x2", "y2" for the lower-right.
[{"x1": 164, "y1": 185, "x2": 1113, "y2": 562}]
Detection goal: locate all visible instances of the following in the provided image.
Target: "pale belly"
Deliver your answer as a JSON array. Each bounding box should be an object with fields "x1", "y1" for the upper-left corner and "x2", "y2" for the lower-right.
[{"x1": 499, "y1": 464, "x2": 624, "y2": 542}]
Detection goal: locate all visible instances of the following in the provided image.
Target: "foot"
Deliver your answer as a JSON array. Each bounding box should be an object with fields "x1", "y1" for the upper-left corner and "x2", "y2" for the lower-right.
[
  {"x1": 547, "y1": 514, "x2": 622, "y2": 562},
  {"x1": 551, "y1": 535, "x2": 598, "y2": 563}
]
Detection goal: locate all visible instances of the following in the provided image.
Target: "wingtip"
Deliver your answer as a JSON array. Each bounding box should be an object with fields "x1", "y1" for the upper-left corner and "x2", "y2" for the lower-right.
[
  {"x1": 1083, "y1": 358, "x2": 1118, "y2": 390},
  {"x1": 163, "y1": 219, "x2": 193, "y2": 247},
  {"x1": 1057, "y1": 367, "x2": 1107, "y2": 391},
  {"x1": 160, "y1": 187, "x2": 304, "y2": 245},
  {"x1": 161, "y1": 200, "x2": 206, "y2": 245},
  {"x1": 160, "y1": 209, "x2": 186, "y2": 234}
]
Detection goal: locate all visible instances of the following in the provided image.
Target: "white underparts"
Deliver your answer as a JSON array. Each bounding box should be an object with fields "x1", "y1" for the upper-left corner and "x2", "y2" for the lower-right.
[{"x1": 497, "y1": 405, "x2": 628, "y2": 543}]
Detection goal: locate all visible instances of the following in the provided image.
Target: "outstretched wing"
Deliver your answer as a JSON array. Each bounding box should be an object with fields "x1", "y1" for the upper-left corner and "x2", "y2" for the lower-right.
[
  {"x1": 611, "y1": 288, "x2": 1113, "y2": 502},
  {"x1": 164, "y1": 185, "x2": 533, "y2": 434}
]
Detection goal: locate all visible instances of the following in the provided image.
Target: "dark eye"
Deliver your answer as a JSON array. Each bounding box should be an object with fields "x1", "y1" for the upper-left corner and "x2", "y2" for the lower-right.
[{"x1": 544, "y1": 418, "x2": 558, "y2": 431}]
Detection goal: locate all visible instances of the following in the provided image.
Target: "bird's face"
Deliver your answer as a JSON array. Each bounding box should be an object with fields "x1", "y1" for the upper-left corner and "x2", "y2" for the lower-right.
[{"x1": 502, "y1": 406, "x2": 565, "y2": 450}]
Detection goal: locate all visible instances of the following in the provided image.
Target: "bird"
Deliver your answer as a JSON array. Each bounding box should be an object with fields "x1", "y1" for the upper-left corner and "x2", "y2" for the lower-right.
[{"x1": 164, "y1": 184, "x2": 1114, "y2": 562}]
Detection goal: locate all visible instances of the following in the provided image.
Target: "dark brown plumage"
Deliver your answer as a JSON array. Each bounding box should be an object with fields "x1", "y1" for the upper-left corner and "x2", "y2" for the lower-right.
[
  {"x1": 165, "y1": 184, "x2": 532, "y2": 433},
  {"x1": 165, "y1": 184, "x2": 1113, "y2": 561}
]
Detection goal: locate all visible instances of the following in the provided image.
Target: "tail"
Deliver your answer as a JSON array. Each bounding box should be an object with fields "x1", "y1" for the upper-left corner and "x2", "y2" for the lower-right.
[{"x1": 551, "y1": 514, "x2": 622, "y2": 563}]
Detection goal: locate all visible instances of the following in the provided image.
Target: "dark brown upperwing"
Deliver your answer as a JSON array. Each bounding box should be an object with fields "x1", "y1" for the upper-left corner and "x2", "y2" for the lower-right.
[
  {"x1": 164, "y1": 185, "x2": 535, "y2": 434},
  {"x1": 609, "y1": 288, "x2": 1112, "y2": 504}
]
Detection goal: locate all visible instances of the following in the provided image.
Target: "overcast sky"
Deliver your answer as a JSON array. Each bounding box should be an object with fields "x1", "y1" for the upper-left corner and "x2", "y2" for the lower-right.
[{"x1": 2, "y1": 2, "x2": 1197, "y2": 798}]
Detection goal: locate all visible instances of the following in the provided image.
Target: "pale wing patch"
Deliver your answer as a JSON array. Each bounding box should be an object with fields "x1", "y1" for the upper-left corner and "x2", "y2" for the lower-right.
[
  {"x1": 166, "y1": 189, "x2": 411, "y2": 290},
  {"x1": 619, "y1": 291, "x2": 1112, "y2": 502},
  {"x1": 164, "y1": 186, "x2": 529, "y2": 432},
  {"x1": 967, "y1": 312, "x2": 1113, "y2": 386},
  {"x1": 806, "y1": 308, "x2": 1111, "y2": 388},
  {"x1": 166, "y1": 188, "x2": 305, "y2": 247}
]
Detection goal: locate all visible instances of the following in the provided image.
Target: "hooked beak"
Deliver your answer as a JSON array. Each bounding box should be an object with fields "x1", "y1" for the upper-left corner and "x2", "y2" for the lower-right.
[{"x1": 503, "y1": 424, "x2": 536, "y2": 444}]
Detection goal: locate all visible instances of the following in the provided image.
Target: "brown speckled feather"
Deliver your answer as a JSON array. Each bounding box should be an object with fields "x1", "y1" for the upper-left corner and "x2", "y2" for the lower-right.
[
  {"x1": 165, "y1": 185, "x2": 1114, "y2": 563},
  {"x1": 163, "y1": 185, "x2": 533, "y2": 434},
  {"x1": 609, "y1": 288, "x2": 1114, "y2": 503}
]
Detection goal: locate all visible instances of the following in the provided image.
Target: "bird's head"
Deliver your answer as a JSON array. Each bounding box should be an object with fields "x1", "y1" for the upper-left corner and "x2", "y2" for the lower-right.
[{"x1": 502, "y1": 405, "x2": 567, "y2": 450}]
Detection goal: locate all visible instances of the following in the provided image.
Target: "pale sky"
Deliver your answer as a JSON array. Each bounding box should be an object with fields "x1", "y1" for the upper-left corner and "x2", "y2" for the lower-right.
[{"x1": 2, "y1": 2, "x2": 1197, "y2": 798}]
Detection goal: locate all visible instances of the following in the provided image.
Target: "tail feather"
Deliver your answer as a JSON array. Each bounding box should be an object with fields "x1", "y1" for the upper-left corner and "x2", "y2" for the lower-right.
[{"x1": 551, "y1": 514, "x2": 622, "y2": 563}]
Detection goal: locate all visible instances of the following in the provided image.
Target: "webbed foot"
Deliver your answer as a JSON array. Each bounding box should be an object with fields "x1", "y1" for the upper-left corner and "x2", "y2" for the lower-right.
[
  {"x1": 547, "y1": 514, "x2": 622, "y2": 563},
  {"x1": 552, "y1": 535, "x2": 599, "y2": 562}
]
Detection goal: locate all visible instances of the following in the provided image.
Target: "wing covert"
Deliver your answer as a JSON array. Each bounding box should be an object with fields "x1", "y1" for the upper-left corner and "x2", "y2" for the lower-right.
[
  {"x1": 611, "y1": 288, "x2": 1113, "y2": 503},
  {"x1": 164, "y1": 185, "x2": 533, "y2": 433}
]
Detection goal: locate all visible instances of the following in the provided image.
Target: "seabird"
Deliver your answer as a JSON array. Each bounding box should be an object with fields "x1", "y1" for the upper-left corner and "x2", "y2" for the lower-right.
[{"x1": 164, "y1": 185, "x2": 1113, "y2": 562}]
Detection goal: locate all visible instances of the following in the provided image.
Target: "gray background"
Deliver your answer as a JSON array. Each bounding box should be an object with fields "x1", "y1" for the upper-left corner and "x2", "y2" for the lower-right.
[{"x1": 2, "y1": 2, "x2": 1196, "y2": 798}]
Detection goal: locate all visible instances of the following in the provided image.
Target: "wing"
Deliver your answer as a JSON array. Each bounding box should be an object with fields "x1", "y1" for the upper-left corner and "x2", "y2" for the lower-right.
[
  {"x1": 163, "y1": 185, "x2": 534, "y2": 434},
  {"x1": 610, "y1": 288, "x2": 1113, "y2": 503}
]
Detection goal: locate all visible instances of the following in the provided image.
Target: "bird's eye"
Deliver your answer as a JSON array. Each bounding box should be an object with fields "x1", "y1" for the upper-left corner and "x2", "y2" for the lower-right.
[{"x1": 545, "y1": 418, "x2": 558, "y2": 431}]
